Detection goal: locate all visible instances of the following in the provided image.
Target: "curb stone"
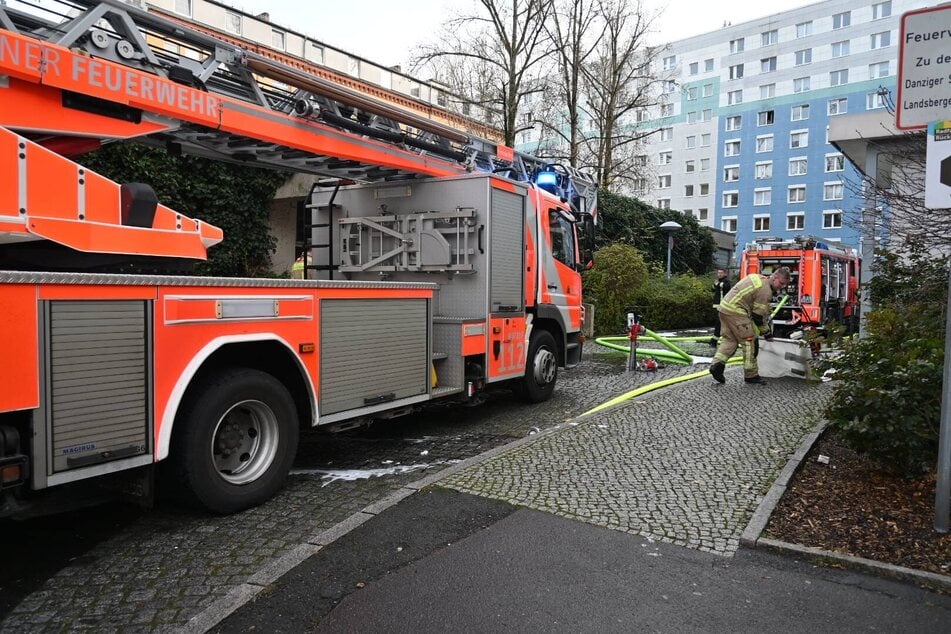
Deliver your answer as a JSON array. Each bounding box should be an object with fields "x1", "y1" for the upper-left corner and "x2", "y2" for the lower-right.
[{"x1": 739, "y1": 419, "x2": 951, "y2": 593}]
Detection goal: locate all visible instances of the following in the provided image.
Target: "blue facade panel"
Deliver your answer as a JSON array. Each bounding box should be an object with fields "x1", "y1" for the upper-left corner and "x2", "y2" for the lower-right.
[{"x1": 716, "y1": 79, "x2": 896, "y2": 255}]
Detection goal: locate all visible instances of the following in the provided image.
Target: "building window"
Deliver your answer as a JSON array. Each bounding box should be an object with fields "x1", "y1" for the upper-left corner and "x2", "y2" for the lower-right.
[
  {"x1": 689, "y1": 61, "x2": 699, "y2": 75},
  {"x1": 789, "y1": 157, "x2": 808, "y2": 176},
  {"x1": 657, "y1": 198, "x2": 671, "y2": 209},
  {"x1": 790, "y1": 130, "x2": 808, "y2": 149},
  {"x1": 729, "y1": 64, "x2": 744, "y2": 80},
  {"x1": 756, "y1": 134, "x2": 774, "y2": 153},
  {"x1": 723, "y1": 192, "x2": 739, "y2": 207},
  {"x1": 658, "y1": 174, "x2": 672, "y2": 188},
  {"x1": 701, "y1": 134, "x2": 711, "y2": 147},
  {"x1": 660, "y1": 103, "x2": 673, "y2": 117},
  {"x1": 685, "y1": 184, "x2": 695, "y2": 197},
  {"x1": 791, "y1": 104, "x2": 809, "y2": 121},
  {"x1": 272, "y1": 29, "x2": 286, "y2": 50},
  {"x1": 755, "y1": 161, "x2": 773, "y2": 179},
  {"x1": 826, "y1": 154, "x2": 845, "y2": 172},
  {"x1": 722, "y1": 216, "x2": 738, "y2": 232},
  {"x1": 685, "y1": 159, "x2": 696, "y2": 172},
  {"x1": 725, "y1": 115, "x2": 742, "y2": 131},
  {"x1": 787, "y1": 213, "x2": 805, "y2": 230},
  {"x1": 684, "y1": 209, "x2": 694, "y2": 217},
  {"x1": 636, "y1": 109, "x2": 649, "y2": 122},
  {"x1": 762, "y1": 29, "x2": 778, "y2": 46},
  {"x1": 793, "y1": 77, "x2": 810, "y2": 93},
  {"x1": 698, "y1": 208, "x2": 709, "y2": 221},
  {"x1": 757, "y1": 110, "x2": 774, "y2": 126},
  {"x1": 702, "y1": 83, "x2": 714, "y2": 97},
  {"x1": 659, "y1": 127, "x2": 673, "y2": 141},
  {"x1": 788, "y1": 185, "x2": 806, "y2": 203},
  {"x1": 794, "y1": 49, "x2": 812, "y2": 66},
  {"x1": 700, "y1": 183, "x2": 710, "y2": 195},
  {"x1": 687, "y1": 111, "x2": 698, "y2": 124},
  {"x1": 867, "y1": 91, "x2": 887, "y2": 110},
  {"x1": 687, "y1": 86, "x2": 699, "y2": 100},
  {"x1": 871, "y1": 31, "x2": 891, "y2": 49},
  {"x1": 831, "y1": 41, "x2": 850, "y2": 58},
  {"x1": 724, "y1": 140, "x2": 741, "y2": 157},
  {"x1": 761, "y1": 57, "x2": 777, "y2": 73},
  {"x1": 663, "y1": 55, "x2": 677, "y2": 70},
  {"x1": 724, "y1": 165, "x2": 740, "y2": 182},
  {"x1": 174, "y1": 0, "x2": 191, "y2": 16},
  {"x1": 700, "y1": 158, "x2": 711, "y2": 171},
  {"x1": 828, "y1": 97, "x2": 848, "y2": 115},
  {"x1": 685, "y1": 135, "x2": 697, "y2": 149},
  {"x1": 823, "y1": 210, "x2": 843, "y2": 228},
  {"x1": 730, "y1": 38, "x2": 745, "y2": 54},
  {"x1": 634, "y1": 154, "x2": 648, "y2": 167},
  {"x1": 754, "y1": 215, "x2": 771, "y2": 232},
  {"x1": 225, "y1": 10, "x2": 241, "y2": 34},
  {"x1": 633, "y1": 177, "x2": 648, "y2": 192},
  {"x1": 796, "y1": 21, "x2": 812, "y2": 38},
  {"x1": 760, "y1": 84, "x2": 776, "y2": 99},
  {"x1": 824, "y1": 182, "x2": 844, "y2": 201},
  {"x1": 872, "y1": 1, "x2": 891, "y2": 20},
  {"x1": 727, "y1": 90, "x2": 743, "y2": 105},
  {"x1": 833, "y1": 11, "x2": 850, "y2": 29},
  {"x1": 665, "y1": 80, "x2": 677, "y2": 93},
  {"x1": 701, "y1": 109, "x2": 712, "y2": 121},
  {"x1": 754, "y1": 188, "x2": 772, "y2": 206},
  {"x1": 658, "y1": 151, "x2": 673, "y2": 165},
  {"x1": 869, "y1": 61, "x2": 889, "y2": 79},
  {"x1": 309, "y1": 41, "x2": 325, "y2": 64},
  {"x1": 705, "y1": 58, "x2": 714, "y2": 72},
  {"x1": 830, "y1": 69, "x2": 849, "y2": 86}
]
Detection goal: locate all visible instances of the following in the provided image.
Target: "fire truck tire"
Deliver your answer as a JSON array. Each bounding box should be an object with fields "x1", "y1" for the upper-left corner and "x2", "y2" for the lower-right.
[
  {"x1": 168, "y1": 368, "x2": 299, "y2": 514},
  {"x1": 515, "y1": 329, "x2": 558, "y2": 403}
]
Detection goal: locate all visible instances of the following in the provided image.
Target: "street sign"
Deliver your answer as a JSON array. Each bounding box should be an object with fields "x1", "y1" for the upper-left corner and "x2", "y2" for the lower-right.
[
  {"x1": 897, "y1": 5, "x2": 951, "y2": 130},
  {"x1": 926, "y1": 121, "x2": 951, "y2": 209}
]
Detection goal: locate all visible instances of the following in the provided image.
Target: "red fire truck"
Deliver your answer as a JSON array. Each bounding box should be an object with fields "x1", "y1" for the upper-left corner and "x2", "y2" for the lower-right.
[
  {"x1": 0, "y1": 0, "x2": 597, "y2": 516},
  {"x1": 741, "y1": 236, "x2": 860, "y2": 338}
]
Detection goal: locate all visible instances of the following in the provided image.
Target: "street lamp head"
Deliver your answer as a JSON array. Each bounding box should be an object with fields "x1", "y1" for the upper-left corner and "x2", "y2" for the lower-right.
[{"x1": 660, "y1": 221, "x2": 682, "y2": 232}]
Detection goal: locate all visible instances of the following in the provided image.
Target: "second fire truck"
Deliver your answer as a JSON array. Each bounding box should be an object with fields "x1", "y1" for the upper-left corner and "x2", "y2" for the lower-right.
[{"x1": 741, "y1": 236, "x2": 861, "y2": 338}]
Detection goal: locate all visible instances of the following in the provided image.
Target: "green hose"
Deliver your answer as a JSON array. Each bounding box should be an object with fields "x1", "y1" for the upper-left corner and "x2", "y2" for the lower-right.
[{"x1": 643, "y1": 328, "x2": 693, "y2": 363}]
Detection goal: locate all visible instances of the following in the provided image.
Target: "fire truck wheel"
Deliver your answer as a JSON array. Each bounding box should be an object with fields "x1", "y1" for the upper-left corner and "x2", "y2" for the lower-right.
[
  {"x1": 168, "y1": 368, "x2": 299, "y2": 514},
  {"x1": 516, "y1": 329, "x2": 558, "y2": 403}
]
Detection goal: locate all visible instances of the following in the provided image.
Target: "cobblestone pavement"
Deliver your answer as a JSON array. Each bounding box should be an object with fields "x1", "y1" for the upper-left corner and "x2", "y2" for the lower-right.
[
  {"x1": 441, "y1": 371, "x2": 832, "y2": 556},
  {"x1": 0, "y1": 340, "x2": 826, "y2": 631}
]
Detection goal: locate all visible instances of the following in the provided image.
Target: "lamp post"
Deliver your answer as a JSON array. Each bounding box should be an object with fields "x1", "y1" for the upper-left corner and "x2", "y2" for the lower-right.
[{"x1": 660, "y1": 221, "x2": 682, "y2": 281}]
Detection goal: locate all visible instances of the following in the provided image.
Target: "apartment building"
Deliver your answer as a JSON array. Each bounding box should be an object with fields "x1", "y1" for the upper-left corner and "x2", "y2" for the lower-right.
[{"x1": 635, "y1": 0, "x2": 932, "y2": 257}]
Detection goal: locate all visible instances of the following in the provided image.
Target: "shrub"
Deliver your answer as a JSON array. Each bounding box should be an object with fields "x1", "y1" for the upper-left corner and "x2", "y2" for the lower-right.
[
  {"x1": 583, "y1": 243, "x2": 648, "y2": 334},
  {"x1": 81, "y1": 143, "x2": 287, "y2": 277},
  {"x1": 632, "y1": 268, "x2": 713, "y2": 331},
  {"x1": 820, "y1": 242, "x2": 948, "y2": 475}
]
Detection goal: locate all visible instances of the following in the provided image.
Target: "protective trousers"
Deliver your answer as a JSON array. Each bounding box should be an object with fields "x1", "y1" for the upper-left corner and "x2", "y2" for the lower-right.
[{"x1": 713, "y1": 311, "x2": 759, "y2": 379}]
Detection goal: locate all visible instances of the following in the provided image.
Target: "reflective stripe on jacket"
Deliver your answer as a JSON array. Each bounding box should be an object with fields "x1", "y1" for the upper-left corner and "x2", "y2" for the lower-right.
[{"x1": 718, "y1": 274, "x2": 772, "y2": 318}]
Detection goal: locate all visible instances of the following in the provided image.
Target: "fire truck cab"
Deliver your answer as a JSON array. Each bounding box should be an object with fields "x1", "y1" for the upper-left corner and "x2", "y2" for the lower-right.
[{"x1": 741, "y1": 236, "x2": 860, "y2": 338}]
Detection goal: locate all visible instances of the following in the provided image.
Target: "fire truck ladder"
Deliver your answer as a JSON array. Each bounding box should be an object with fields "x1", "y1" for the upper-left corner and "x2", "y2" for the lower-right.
[{"x1": 0, "y1": 0, "x2": 598, "y2": 215}]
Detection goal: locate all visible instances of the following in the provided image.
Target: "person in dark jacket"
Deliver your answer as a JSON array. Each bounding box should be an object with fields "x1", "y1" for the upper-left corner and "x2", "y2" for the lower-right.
[{"x1": 710, "y1": 268, "x2": 731, "y2": 346}]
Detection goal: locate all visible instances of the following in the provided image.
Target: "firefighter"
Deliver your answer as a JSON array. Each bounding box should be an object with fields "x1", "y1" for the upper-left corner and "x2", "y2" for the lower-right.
[
  {"x1": 709, "y1": 266, "x2": 791, "y2": 385},
  {"x1": 710, "y1": 268, "x2": 731, "y2": 346}
]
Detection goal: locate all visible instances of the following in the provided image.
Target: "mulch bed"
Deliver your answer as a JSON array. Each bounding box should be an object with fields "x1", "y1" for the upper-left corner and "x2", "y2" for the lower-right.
[{"x1": 765, "y1": 434, "x2": 951, "y2": 577}]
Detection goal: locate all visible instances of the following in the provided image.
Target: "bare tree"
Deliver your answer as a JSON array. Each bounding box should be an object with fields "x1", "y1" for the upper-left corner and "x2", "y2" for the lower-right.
[
  {"x1": 840, "y1": 92, "x2": 949, "y2": 252},
  {"x1": 579, "y1": 0, "x2": 667, "y2": 190},
  {"x1": 413, "y1": 0, "x2": 553, "y2": 147},
  {"x1": 534, "y1": 0, "x2": 604, "y2": 167}
]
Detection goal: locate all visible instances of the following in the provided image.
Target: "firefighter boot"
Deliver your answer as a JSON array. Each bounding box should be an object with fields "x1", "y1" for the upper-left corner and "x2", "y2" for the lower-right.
[
  {"x1": 744, "y1": 375, "x2": 767, "y2": 385},
  {"x1": 709, "y1": 362, "x2": 725, "y2": 384}
]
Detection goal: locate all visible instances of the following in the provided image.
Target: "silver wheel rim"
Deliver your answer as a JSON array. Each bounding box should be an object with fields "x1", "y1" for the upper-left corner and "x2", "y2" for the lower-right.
[
  {"x1": 532, "y1": 347, "x2": 557, "y2": 386},
  {"x1": 211, "y1": 399, "x2": 279, "y2": 485}
]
